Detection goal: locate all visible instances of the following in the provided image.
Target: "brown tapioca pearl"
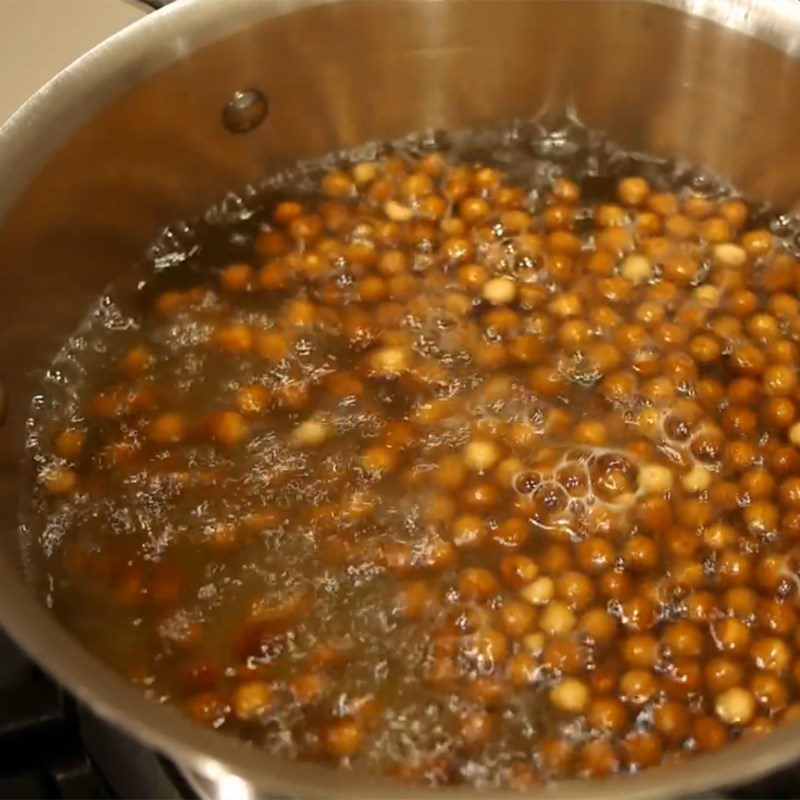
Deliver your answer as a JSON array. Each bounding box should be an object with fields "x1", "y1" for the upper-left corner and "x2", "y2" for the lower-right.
[
  {"x1": 324, "y1": 718, "x2": 364, "y2": 758},
  {"x1": 542, "y1": 637, "x2": 586, "y2": 675},
  {"x1": 504, "y1": 653, "x2": 537, "y2": 688},
  {"x1": 449, "y1": 514, "x2": 488, "y2": 549},
  {"x1": 574, "y1": 537, "x2": 615, "y2": 574},
  {"x1": 460, "y1": 482, "x2": 502, "y2": 513},
  {"x1": 595, "y1": 203, "x2": 628, "y2": 228},
  {"x1": 254, "y1": 229, "x2": 289, "y2": 258},
  {"x1": 711, "y1": 617, "x2": 751, "y2": 656},
  {"x1": 538, "y1": 544, "x2": 573, "y2": 575},
  {"x1": 289, "y1": 670, "x2": 333, "y2": 705},
  {"x1": 763, "y1": 364, "x2": 798, "y2": 397},
  {"x1": 662, "y1": 620, "x2": 704, "y2": 658},
  {"x1": 751, "y1": 672, "x2": 789, "y2": 713},
  {"x1": 601, "y1": 370, "x2": 638, "y2": 402},
  {"x1": 701, "y1": 217, "x2": 732, "y2": 243},
  {"x1": 597, "y1": 276, "x2": 636, "y2": 304},
  {"x1": 540, "y1": 737, "x2": 575, "y2": 778},
  {"x1": 622, "y1": 536, "x2": 659, "y2": 572},
  {"x1": 623, "y1": 732, "x2": 664, "y2": 769},
  {"x1": 705, "y1": 657, "x2": 745, "y2": 693},
  {"x1": 549, "y1": 176, "x2": 580, "y2": 204},
  {"x1": 584, "y1": 249, "x2": 615, "y2": 278},
  {"x1": 634, "y1": 211, "x2": 662, "y2": 235},
  {"x1": 499, "y1": 555, "x2": 539, "y2": 590},
  {"x1": 710, "y1": 482, "x2": 742, "y2": 512},
  {"x1": 490, "y1": 517, "x2": 530, "y2": 549},
  {"x1": 756, "y1": 555, "x2": 788, "y2": 591},
  {"x1": 721, "y1": 405, "x2": 758, "y2": 438},
  {"x1": 752, "y1": 637, "x2": 791, "y2": 674},
  {"x1": 746, "y1": 312, "x2": 780, "y2": 341},
  {"x1": 671, "y1": 558, "x2": 705, "y2": 590},
  {"x1": 741, "y1": 228, "x2": 773, "y2": 257},
  {"x1": 740, "y1": 469, "x2": 777, "y2": 500},
  {"x1": 598, "y1": 571, "x2": 635, "y2": 602},
  {"x1": 769, "y1": 292, "x2": 800, "y2": 319},
  {"x1": 469, "y1": 628, "x2": 509, "y2": 666},
  {"x1": 653, "y1": 701, "x2": 691, "y2": 743},
  {"x1": 579, "y1": 740, "x2": 622, "y2": 778},
  {"x1": 703, "y1": 522, "x2": 737, "y2": 551},
  {"x1": 693, "y1": 717, "x2": 730, "y2": 752},
  {"x1": 638, "y1": 497, "x2": 674, "y2": 535},
  {"x1": 666, "y1": 527, "x2": 700, "y2": 559},
  {"x1": 724, "y1": 440, "x2": 758, "y2": 472},
  {"x1": 764, "y1": 253, "x2": 799, "y2": 293},
  {"x1": 764, "y1": 396, "x2": 798, "y2": 429},
  {"x1": 619, "y1": 668, "x2": 659, "y2": 705},
  {"x1": 54, "y1": 429, "x2": 86, "y2": 461},
  {"x1": 726, "y1": 289, "x2": 760, "y2": 319},
  {"x1": 546, "y1": 230, "x2": 582, "y2": 256},
  {"x1": 640, "y1": 236, "x2": 673, "y2": 264},
  {"x1": 579, "y1": 608, "x2": 618, "y2": 645},
  {"x1": 721, "y1": 586, "x2": 758, "y2": 617},
  {"x1": 397, "y1": 581, "x2": 436, "y2": 620},
  {"x1": 684, "y1": 591, "x2": 717, "y2": 622},
  {"x1": 676, "y1": 498, "x2": 713, "y2": 528},
  {"x1": 620, "y1": 596, "x2": 656, "y2": 631},
  {"x1": 557, "y1": 319, "x2": 591, "y2": 349},
  {"x1": 618, "y1": 176, "x2": 650, "y2": 207},
  {"x1": 184, "y1": 692, "x2": 229, "y2": 726},
  {"x1": 597, "y1": 227, "x2": 634, "y2": 255},
  {"x1": 459, "y1": 568, "x2": 500, "y2": 601},
  {"x1": 718, "y1": 198, "x2": 748, "y2": 228},
  {"x1": 768, "y1": 339, "x2": 799, "y2": 364},
  {"x1": 771, "y1": 445, "x2": 800, "y2": 476},
  {"x1": 743, "y1": 501, "x2": 779, "y2": 535},
  {"x1": 500, "y1": 600, "x2": 537, "y2": 638},
  {"x1": 499, "y1": 208, "x2": 532, "y2": 234},
  {"x1": 642, "y1": 376, "x2": 675, "y2": 404},
  {"x1": 690, "y1": 429, "x2": 725, "y2": 465},
  {"x1": 663, "y1": 659, "x2": 703, "y2": 701},
  {"x1": 544, "y1": 204, "x2": 575, "y2": 231},
  {"x1": 465, "y1": 676, "x2": 506, "y2": 707},
  {"x1": 622, "y1": 632, "x2": 659, "y2": 669},
  {"x1": 648, "y1": 191, "x2": 679, "y2": 216},
  {"x1": 321, "y1": 170, "x2": 355, "y2": 198},
  {"x1": 507, "y1": 334, "x2": 545, "y2": 365},
  {"x1": 689, "y1": 334, "x2": 723, "y2": 364},
  {"x1": 662, "y1": 252, "x2": 700, "y2": 284},
  {"x1": 759, "y1": 600, "x2": 796, "y2": 636},
  {"x1": 42, "y1": 467, "x2": 79, "y2": 496},
  {"x1": 555, "y1": 571, "x2": 595, "y2": 612},
  {"x1": 716, "y1": 550, "x2": 754, "y2": 587},
  {"x1": 783, "y1": 509, "x2": 800, "y2": 539},
  {"x1": 662, "y1": 352, "x2": 697, "y2": 383}
]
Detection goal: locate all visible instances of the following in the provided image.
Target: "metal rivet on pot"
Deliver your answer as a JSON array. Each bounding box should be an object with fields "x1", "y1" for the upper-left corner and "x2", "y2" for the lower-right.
[{"x1": 222, "y1": 89, "x2": 269, "y2": 134}]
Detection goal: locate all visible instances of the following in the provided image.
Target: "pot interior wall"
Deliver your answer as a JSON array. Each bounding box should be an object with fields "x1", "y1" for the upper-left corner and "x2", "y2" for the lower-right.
[{"x1": 1, "y1": 0, "x2": 799, "y2": 583}]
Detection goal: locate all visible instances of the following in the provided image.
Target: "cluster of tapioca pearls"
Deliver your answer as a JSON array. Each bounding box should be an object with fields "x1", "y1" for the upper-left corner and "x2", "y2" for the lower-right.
[{"x1": 38, "y1": 152, "x2": 800, "y2": 783}]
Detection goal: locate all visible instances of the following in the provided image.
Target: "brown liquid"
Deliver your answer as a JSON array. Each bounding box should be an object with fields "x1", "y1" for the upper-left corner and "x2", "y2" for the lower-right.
[{"x1": 22, "y1": 121, "x2": 800, "y2": 788}]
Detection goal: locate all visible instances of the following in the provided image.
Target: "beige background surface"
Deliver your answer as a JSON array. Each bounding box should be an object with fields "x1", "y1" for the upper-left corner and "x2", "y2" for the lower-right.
[{"x1": 0, "y1": 0, "x2": 148, "y2": 124}]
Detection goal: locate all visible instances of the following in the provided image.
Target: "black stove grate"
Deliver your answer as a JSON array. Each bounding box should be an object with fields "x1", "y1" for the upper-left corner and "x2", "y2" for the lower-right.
[{"x1": 0, "y1": 630, "x2": 109, "y2": 799}]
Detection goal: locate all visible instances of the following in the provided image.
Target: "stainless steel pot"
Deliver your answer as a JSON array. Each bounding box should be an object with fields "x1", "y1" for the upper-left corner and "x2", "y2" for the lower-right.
[{"x1": 2, "y1": 1, "x2": 800, "y2": 797}]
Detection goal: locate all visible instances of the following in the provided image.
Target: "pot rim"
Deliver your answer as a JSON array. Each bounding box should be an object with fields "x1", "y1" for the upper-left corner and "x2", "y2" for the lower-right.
[{"x1": 3, "y1": 0, "x2": 800, "y2": 796}]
